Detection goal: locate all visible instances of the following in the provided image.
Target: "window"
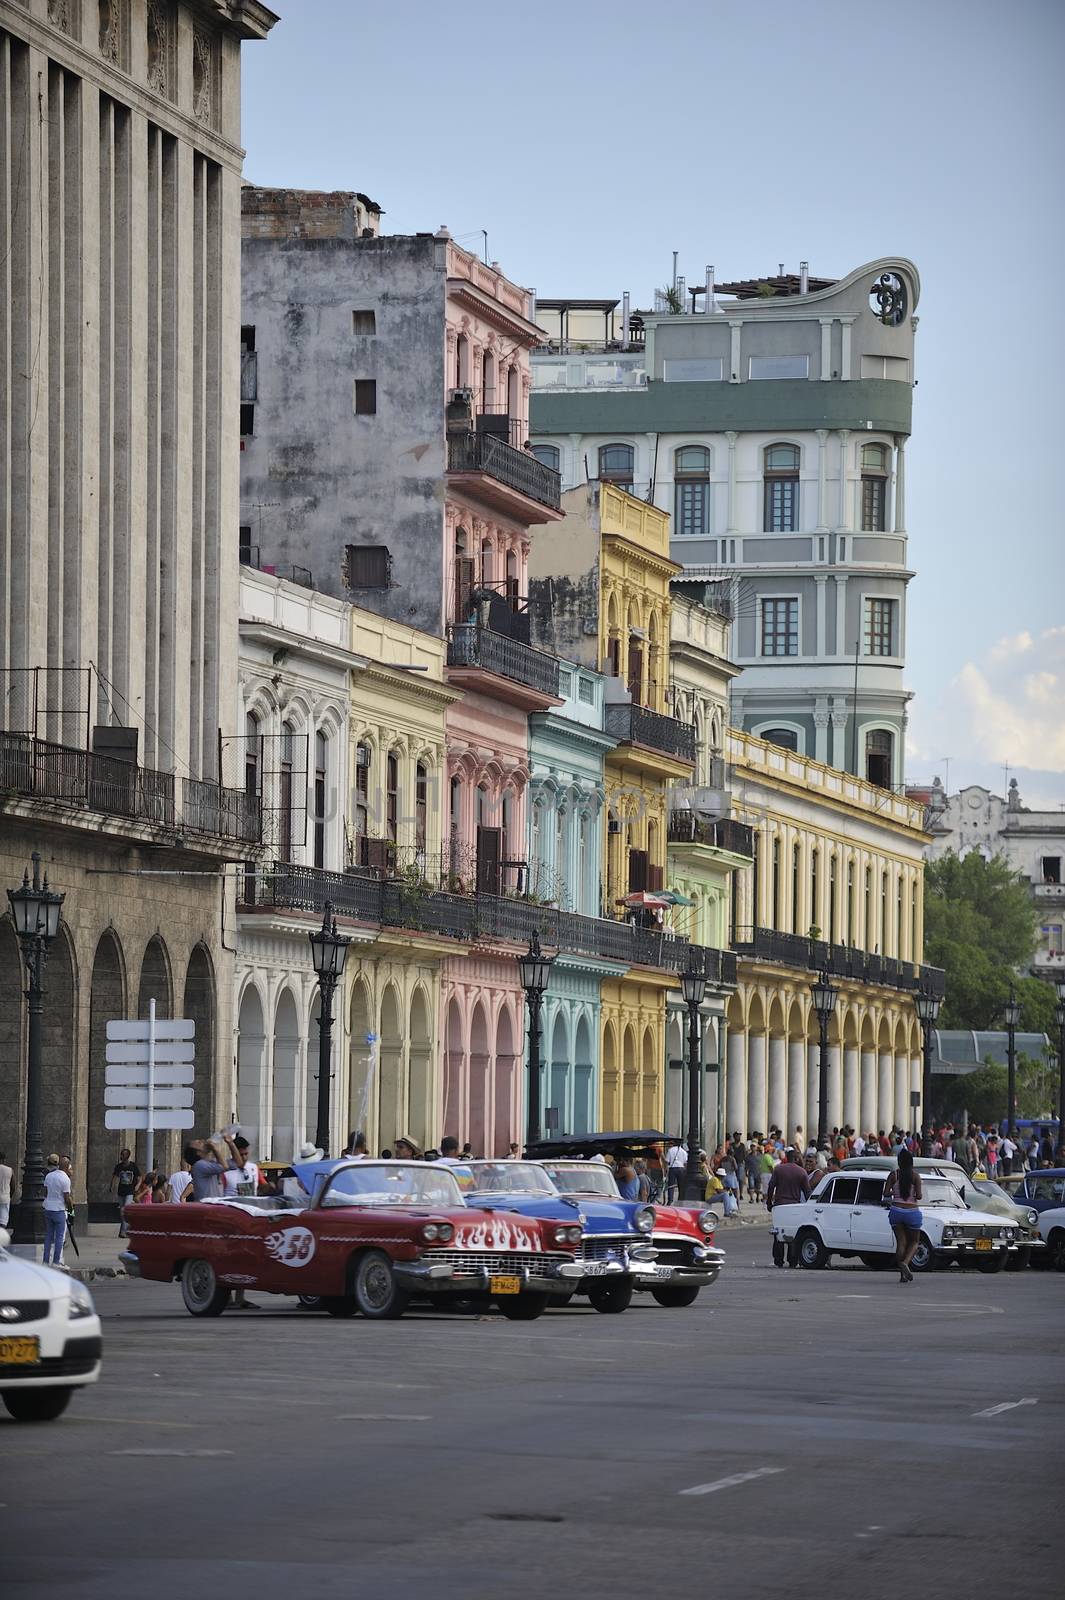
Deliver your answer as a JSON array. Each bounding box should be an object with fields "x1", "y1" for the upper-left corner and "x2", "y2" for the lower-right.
[
  {"x1": 386, "y1": 751, "x2": 400, "y2": 844},
  {"x1": 866, "y1": 729, "x2": 893, "y2": 788},
  {"x1": 881, "y1": 869, "x2": 889, "y2": 945},
  {"x1": 860, "y1": 442, "x2": 889, "y2": 531},
  {"x1": 663, "y1": 357, "x2": 723, "y2": 382},
  {"x1": 674, "y1": 446, "x2": 711, "y2": 538},
  {"x1": 240, "y1": 326, "x2": 257, "y2": 404},
  {"x1": 354, "y1": 379, "x2": 377, "y2": 415},
  {"x1": 864, "y1": 597, "x2": 896, "y2": 657},
  {"x1": 313, "y1": 730, "x2": 327, "y2": 868},
  {"x1": 240, "y1": 403, "x2": 254, "y2": 437},
  {"x1": 856, "y1": 1177, "x2": 887, "y2": 1205},
  {"x1": 355, "y1": 742, "x2": 371, "y2": 841},
  {"x1": 530, "y1": 443, "x2": 559, "y2": 471},
  {"x1": 846, "y1": 861, "x2": 854, "y2": 945},
  {"x1": 1041, "y1": 857, "x2": 1061, "y2": 885},
  {"x1": 598, "y1": 443, "x2": 634, "y2": 490},
  {"x1": 749, "y1": 354, "x2": 809, "y2": 380},
  {"x1": 864, "y1": 866, "x2": 872, "y2": 941},
  {"x1": 772, "y1": 837, "x2": 781, "y2": 929},
  {"x1": 279, "y1": 720, "x2": 294, "y2": 863},
  {"x1": 791, "y1": 842, "x2": 801, "y2": 934},
  {"x1": 762, "y1": 727, "x2": 798, "y2": 750},
  {"x1": 826, "y1": 1177, "x2": 859, "y2": 1205},
  {"x1": 578, "y1": 676, "x2": 595, "y2": 705},
  {"x1": 763, "y1": 444, "x2": 800, "y2": 531},
  {"x1": 760, "y1": 598, "x2": 798, "y2": 657},
  {"x1": 449, "y1": 775, "x2": 462, "y2": 843},
  {"x1": 239, "y1": 525, "x2": 254, "y2": 565},
  {"x1": 346, "y1": 544, "x2": 390, "y2": 589},
  {"x1": 415, "y1": 762, "x2": 428, "y2": 854},
  {"x1": 860, "y1": 354, "x2": 910, "y2": 381},
  {"x1": 455, "y1": 334, "x2": 469, "y2": 390},
  {"x1": 829, "y1": 854, "x2": 837, "y2": 939},
  {"x1": 481, "y1": 349, "x2": 495, "y2": 409},
  {"x1": 352, "y1": 309, "x2": 376, "y2": 335},
  {"x1": 810, "y1": 847, "x2": 819, "y2": 929}
]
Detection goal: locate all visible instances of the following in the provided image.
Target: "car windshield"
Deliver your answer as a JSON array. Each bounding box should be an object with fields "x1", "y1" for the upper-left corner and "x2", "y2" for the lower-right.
[
  {"x1": 320, "y1": 1163, "x2": 463, "y2": 1209},
  {"x1": 971, "y1": 1179, "x2": 1011, "y2": 1203},
  {"x1": 540, "y1": 1163, "x2": 620, "y2": 1199},
  {"x1": 465, "y1": 1162, "x2": 556, "y2": 1195},
  {"x1": 919, "y1": 1177, "x2": 966, "y2": 1208}
]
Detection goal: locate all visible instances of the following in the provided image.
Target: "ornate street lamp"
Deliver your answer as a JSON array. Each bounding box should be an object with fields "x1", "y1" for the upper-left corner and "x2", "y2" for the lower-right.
[
  {"x1": 517, "y1": 933, "x2": 555, "y2": 1149},
  {"x1": 7, "y1": 853, "x2": 65, "y2": 1246},
  {"x1": 308, "y1": 903, "x2": 350, "y2": 1156},
  {"x1": 1004, "y1": 985, "x2": 1021, "y2": 1136},
  {"x1": 914, "y1": 983, "x2": 942, "y2": 1157},
  {"x1": 810, "y1": 971, "x2": 838, "y2": 1148},
  {"x1": 1049, "y1": 972, "x2": 1055, "y2": 1152},
  {"x1": 679, "y1": 953, "x2": 708, "y2": 1202}
]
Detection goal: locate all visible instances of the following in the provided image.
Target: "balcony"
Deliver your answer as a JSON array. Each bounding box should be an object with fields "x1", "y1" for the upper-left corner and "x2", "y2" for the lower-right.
[
  {"x1": 446, "y1": 430, "x2": 561, "y2": 521},
  {"x1": 446, "y1": 623, "x2": 561, "y2": 710},
  {"x1": 668, "y1": 813, "x2": 754, "y2": 858},
  {"x1": 1034, "y1": 882, "x2": 1065, "y2": 901},
  {"x1": 243, "y1": 860, "x2": 736, "y2": 987},
  {"x1": 732, "y1": 924, "x2": 946, "y2": 998},
  {"x1": 0, "y1": 731, "x2": 261, "y2": 844},
  {"x1": 605, "y1": 703, "x2": 696, "y2": 767}
]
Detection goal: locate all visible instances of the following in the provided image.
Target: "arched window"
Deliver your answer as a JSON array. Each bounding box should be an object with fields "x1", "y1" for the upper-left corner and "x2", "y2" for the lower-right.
[
  {"x1": 810, "y1": 845, "x2": 820, "y2": 931},
  {"x1": 860, "y1": 442, "x2": 889, "y2": 531},
  {"x1": 846, "y1": 860, "x2": 855, "y2": 945},
  {"x1": 505, "y1": 548, "x2": 519, "y2": 611},
  {"x1": 506, "y1": 366, "x2": 519, "y2": 426},
  {"x1": 244, "y1": 711, "x2": 260, "y2": 797},
  {"x1": 449, "y1": 774, "x2": 462, "y2": 845},
  {"x1": 530, "y1": 442, "x2": 559, "y2": 472},
  {"x1": 674, "y1": 445, "x2": 711, "y2": 539},
  {"x1": 455, "y1": 333, "x2": 469, "y2": 390},
  {"x1": 762, "y1": 726, "x2": 799, "y2": 752},
  {"x1": 481, "y1": 349, "x2": 495, "y2": 410},
  {"x1": 355, "y1": 741, "x2": 371, "y2": 843},
  {"x1": 598, "y1": 443, "x2": 634, "y2": 491},
  {"x1": 279, "y1": 720, "x2": 295, "y2": 862},
  {"x1": 828, "y1": 853, "x2": 838, "y2": 940},
  {"x1": 415, "y1": 761, "x2": 428, "y2": 856},
  {"x1": 763, "y1": 443, "x2": 800, "y2": 532},
  {"x1": 880, "y1": 869, "x2": 889, "y2": 950},
  {"x1": 531, "y1": 798, "x2": 543, "y2": 872},
  {"x1": 866, "y1": 729, "x2": 893, "y2": 788},
  {"x1": 386, "y1": 750, "x2": 400, "y2": 843},
  {"x1": 791, "y1": 841, "x2": 801, "y2": 934},
  {"x1": 313, "y1": 729, "x2": 328, "y2": 868},
  {"x1": 453, "y1": 527, "x2": 474, "y2": 621},
  {"x1": 772, "y1": 836, "x2": 781, "y2": 930},
  {"x1": 480, "y1": 538, "x2": 493, "y2": 587}
]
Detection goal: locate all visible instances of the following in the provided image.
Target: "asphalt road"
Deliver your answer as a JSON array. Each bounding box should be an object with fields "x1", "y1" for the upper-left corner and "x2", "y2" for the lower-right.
[{"x1": 4, "y1": 1240, "x2": 1063, "y2": 1600}]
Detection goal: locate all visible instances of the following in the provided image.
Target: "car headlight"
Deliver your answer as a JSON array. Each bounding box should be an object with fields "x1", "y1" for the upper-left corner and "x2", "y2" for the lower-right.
[
  {"x1": 633, "y1": 1206, "x2": 655, "y2": 1234},
  {"x1": 436, "y1": 1222, "x2": 453, "y2": 1243},
  {"x1": 67, "y1": 1281, "x2": 95, "y2": 1320},
  {"x1": 422, "y1": 1223, "x2": 440, "y2": 1242},
  {"x1": 697, "y1": 1210, "x2": 717, "y2": 1235},
  {"x1": 1027, "y1": 1210, "x2": 1038, "y2": 1228},
  {"x1": 943, "y1": 1225, "x2": 961, "y2": 1240},
  {"x1": 998, "y1": 1228, "x2": 1014, "y2": 1241},
  {"x1": 553, "y1": 1225, "x2": 582, "y2": 1245}
]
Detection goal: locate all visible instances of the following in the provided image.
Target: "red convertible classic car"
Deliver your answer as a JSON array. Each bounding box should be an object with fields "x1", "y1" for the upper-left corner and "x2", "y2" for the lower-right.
[{"x1": 121, "y1": 1160, "x2": 585, "y2": 1321}]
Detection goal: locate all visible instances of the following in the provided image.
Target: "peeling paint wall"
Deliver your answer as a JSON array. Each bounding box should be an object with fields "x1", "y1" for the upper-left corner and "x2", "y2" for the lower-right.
[
  {"x1": 240, "y1": 211, "x2": 448, "y2": 637},
  {"x1": 526, "y1": 484, "x2": 601, "y2": 669}
]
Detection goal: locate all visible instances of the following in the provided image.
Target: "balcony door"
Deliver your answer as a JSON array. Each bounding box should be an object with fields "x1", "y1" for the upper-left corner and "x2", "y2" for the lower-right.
[
  {"x1": 627, "y1": 637, "x2": 643, "y2": 704},
  {"x1": 477, "y1": 825, "x2": 502, "y2": 896}
]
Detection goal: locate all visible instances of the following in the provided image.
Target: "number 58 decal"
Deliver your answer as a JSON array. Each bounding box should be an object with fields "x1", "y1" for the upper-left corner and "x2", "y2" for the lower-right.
[{"x1": 264, "y1": 1226, "x2": 316, "y2": 1266}]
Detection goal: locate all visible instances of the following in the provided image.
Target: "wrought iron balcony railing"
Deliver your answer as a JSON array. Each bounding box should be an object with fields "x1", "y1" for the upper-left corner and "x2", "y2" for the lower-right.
[
  {"x1": 0, "y1": 731, "x2": 262, "y2": 844},
  {"x1": 447, "y1": 624, "x2": 560, "y2": 698},
  {"x1": 605, "y1": 703, "x2": 696, "y2": 764},
  {"x1": 731, "y1": 924, "x2": 945, "y2": 998},
  {"x1": 668, "y1": 813, "x2": 754, "y2": 857},
  {"x1": 447, "y1": 430, "x2": 561, "y2": 511}
]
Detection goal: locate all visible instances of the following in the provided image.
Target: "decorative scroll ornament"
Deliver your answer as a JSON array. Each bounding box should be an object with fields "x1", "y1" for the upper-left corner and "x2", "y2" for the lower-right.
[
  {"x1": 48, "y1": 0, "x2": 71, "y2": 31},
  {"x1": 193, "y1": 28, "x2": 213, "y2": 124},
  {"x1": 146, "y1": 0, "x2": 169, "y2": 95},
  {"x1": 870, "y1": 272, "x2": 907, "y2": 327},
  {"x1": 98, "y1": 0, "x2": 121, "y2": 62}
]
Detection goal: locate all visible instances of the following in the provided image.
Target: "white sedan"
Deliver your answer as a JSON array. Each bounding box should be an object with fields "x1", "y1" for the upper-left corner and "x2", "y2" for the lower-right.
[
  {"x1": 1036, "y1": 1205, "x2": 1065, "y2": 1269},
  {"x1": 770, "y1": 1170, "x2": 1019, "y2": 1274},
  {"x1": 0, "y1": 1227, "x2": 102, "y2": 1421}
]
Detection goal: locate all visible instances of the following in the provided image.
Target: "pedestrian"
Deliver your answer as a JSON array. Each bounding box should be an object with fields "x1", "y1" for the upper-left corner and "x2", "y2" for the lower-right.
[
  {"x1": 0, "y1": 1149, "x2": 12, "y2": 1228},
  {"x1": 437, "y1": 1136, "x2": 462, "y2": 1164},
  {"x1": 167, "y1": 1156, "x2": 192, "y2": 1204},
  {"x1": 343, "y1": 1130, "x2": 368, "y2": 1159},
  {"x1": 759, "y1": 1142, "x2": 776, "y2": 1200},
  {"x1": 133, "y1": 1169, "x2": 159, "y2": 1203},
  {"x1": 634, "y1": 1158, "x2": 653, "y2": 1202},
  {"x1": 745, "y1": 1140, "x2": 763, "y2": 1201},
  {"x1": 110, "y1": 1146, "x2": 140, "y2": 1237},
  {"x1": 42, "y1": 1153, "x2": 72, "y2": 1267},
  {"x1": 616, "y1": 1155, "x2": 640, "y2": 1200},
  {"x1": 393, "y1": 1136, "x2": 422, "y2": 1160},
  {"x1": 223, "y1": 1135, "x2": 260, "y2": 1197},
  {"x1": 460, "y1": 1143, "x2": 474, "y2": 1161},
  {"x1": 664, "y1": 1139, "x2": 687, "y2": 1202},
  {"x1": 999, "y1": 1133, "x2": 1016, "y2": 1176},
  {"x1": 187, "y1": 1134, "x2": 241, "y2": 1200},
  {"x1": 507, "y1": 1142, "x2": 521, "y2": 1159},
  {"x1": 886, "y1": 1146, "x2": 923, "y2": 1283}
]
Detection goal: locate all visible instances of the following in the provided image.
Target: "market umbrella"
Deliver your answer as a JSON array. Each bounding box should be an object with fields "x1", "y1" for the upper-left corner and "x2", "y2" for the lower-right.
[{"x1": 618, "y1": 891, "x2": 671, "y2": 908}]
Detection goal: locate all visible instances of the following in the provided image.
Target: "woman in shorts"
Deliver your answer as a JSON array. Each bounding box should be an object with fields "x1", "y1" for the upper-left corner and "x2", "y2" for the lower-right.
[{"x1": 885, "y1": 1147, "x2": 923, "y2": 1283}]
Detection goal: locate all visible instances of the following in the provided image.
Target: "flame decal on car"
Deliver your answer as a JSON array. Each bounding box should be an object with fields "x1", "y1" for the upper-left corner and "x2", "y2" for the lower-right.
[
  {"x1": 452, "y1": 1218, "x2": 545, "y2": 1252},
  {"x1": 263, "y1": 1226, "x2": 317, "y2": 1266}
]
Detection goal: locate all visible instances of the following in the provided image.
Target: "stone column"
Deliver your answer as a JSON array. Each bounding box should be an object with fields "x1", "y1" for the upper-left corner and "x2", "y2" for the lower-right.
[
  {"x1": 831, "y1": 707, "x2": 848, "y2": 772},
  {"x1": 726, "y1": 1029, "x2": 747, "y2": 1139},
  {"x1": 747, "y1": 1033, "x2": 766, "y2": 1135},
  {"x1": 806, "y1": 1042, "x2": 820, "y2": 1136},
  {"x1": 894, "y1": 1052, "x2": 910, "y2": 1132},
  {"x1": 729, "y1": 322, "x2": 742, "y2": 383},
  {"x1": 894, "y1": 437, "x2": 906, "y2": 532},
  {"x1": 837, "y1": 430, "x2": 851, "y2": 529},
  {"x1": 860, "y1": 1048, "x2": 877, "y2": 1135},
  {"x1": 840, "y1": 318, "x2": 854, "y2": 380},
  {"x1": 788, "y1": 1039, "x2": 806, "y2": 1138},
  {"x1": 767, "y1": 1036, "x2": 787, "y2": 1131},
  {"x1": 725, "y1": 431, "x2": 738, "y2": 534},
  {"x1": 843, "y1": 1045, "x2": 860, "y2": 1132},
  {"x1": 878, "y1": 1051, "x2": 893, "y2": 1131},
  {"x1": 815, "y1": 576, "x2": 827, "y2": 655},
  {"x1": 816, "y1": 428, "x2": 829, "y2": 527},
  {"x1": 819, "y1": 322, "x2": 833, "y2": 382},
  {"x1": 828, "y1": 1045, "x2": 842, "y2": 1130},
  {"x1": 814, "y1": 704, "x2": 830, "y2": 766}
]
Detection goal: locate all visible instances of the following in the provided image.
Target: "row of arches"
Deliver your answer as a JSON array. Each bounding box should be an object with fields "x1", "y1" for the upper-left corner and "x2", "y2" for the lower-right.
[
  {"x1": 0, "y1": 920, "x2": 215, "y2": 1211},
  {"x1": 442, "y1": 975, "x2": 523, "y2": 1158}
]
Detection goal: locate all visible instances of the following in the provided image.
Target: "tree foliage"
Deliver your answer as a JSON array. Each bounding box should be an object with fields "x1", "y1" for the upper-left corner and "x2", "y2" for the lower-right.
[
  {"x1": 924, "y1": 852, "x2": 1046, "y2": 1030},
  {"x1": 942, "y1": 1055, "x2": 1056, "y2": 1126}
]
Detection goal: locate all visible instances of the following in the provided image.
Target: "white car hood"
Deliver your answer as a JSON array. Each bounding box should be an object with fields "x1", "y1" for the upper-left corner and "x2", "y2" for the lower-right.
[
  {"x1": 1038, "y1": 1205, "x2": 1065, "y2": 1238},
  {"x1": 0, "y1": 1250, "x2": 68, "y2": 1299},
  {"x1": 927, "y1": 1205, "x2": 1006, "y2": 1229}
]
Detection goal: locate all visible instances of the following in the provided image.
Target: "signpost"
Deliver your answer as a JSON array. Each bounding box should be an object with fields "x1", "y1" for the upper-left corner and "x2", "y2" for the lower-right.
[{"x1": 105, "y1": 1003, "x2": 196, "y2": 1170}]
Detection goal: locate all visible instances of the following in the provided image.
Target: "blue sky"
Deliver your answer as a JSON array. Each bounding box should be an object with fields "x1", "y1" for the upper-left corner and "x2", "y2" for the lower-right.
[{"x1": 243, "y1": 0, "x2": 1065, "y2": 809}]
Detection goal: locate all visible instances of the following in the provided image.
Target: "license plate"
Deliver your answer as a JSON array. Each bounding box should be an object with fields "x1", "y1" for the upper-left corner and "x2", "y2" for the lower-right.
[
  {"x1": 641, "y1": 1264, "x2": 673, "y2": 1280},
  {"x1": 974, "y1": 1238, "x2": 993, "y2": 1251},
  {"x1": 0, "y1": 1336, "x2": 40, "y2": 1365},
  {"x1": 581, "y1": 1261, "x2": 613, "y2": 1277},
  {"x1": 490, "y1": 1275, "x2": 522, "y2": 1295}
]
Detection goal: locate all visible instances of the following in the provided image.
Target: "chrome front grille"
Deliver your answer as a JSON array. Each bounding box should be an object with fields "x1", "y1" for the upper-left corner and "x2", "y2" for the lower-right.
[
  {"x1": 581, "y1": 1237, "x2": 630, "y2": 1263},
  {"x1": 426, "y1": 1250, "x2": 569, "y2": 1279}
]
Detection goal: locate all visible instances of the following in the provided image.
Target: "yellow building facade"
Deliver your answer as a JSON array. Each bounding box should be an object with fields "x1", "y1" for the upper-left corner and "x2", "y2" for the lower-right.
[{"x1": 725, "y1": 729, "x2": 937, "y2": 1141}]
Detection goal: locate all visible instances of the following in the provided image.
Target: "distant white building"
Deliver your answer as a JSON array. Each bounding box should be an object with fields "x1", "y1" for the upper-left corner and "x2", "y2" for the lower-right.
[{"x1": 912, "y1": 779, "x2": 1065, "y2": 980}]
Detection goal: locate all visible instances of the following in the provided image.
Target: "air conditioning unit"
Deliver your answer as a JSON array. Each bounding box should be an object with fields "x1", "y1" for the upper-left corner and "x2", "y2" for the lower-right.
[
  {"x1": 355, "y1": 746, "x2": 371, "y2": 769},
  {"x1": 607, "y1": 818, "x2": 622, "y2": 835},
  {"x1": 450, "y1": 388, "x2": 474, "y2": 407},
  {"x1": 690, "y1": 786, "x2": 727, "y2": 818}
]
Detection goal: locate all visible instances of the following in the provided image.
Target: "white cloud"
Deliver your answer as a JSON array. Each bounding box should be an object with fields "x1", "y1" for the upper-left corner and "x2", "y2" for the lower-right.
[{"x1": 908, "y1": 625, "x2": 1065, "y2": 807}]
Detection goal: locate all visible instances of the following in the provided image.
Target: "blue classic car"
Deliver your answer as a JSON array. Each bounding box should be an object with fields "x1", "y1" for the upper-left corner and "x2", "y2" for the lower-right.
[{"x1": 458, "y1": 1160, "x2": 723, "y2": 1312}]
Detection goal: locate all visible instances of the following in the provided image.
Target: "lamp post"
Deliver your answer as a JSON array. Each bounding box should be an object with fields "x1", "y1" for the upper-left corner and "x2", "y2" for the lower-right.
[
  {"x1": 517, "y1": 933, "x2": 555, "y2": 1149},
  {"x1": 308, "y1": 903, "x2": 350, "y2": 1156},
  {"x1": 1049, "y1": 972, "x2": 1055, "y2": 1152},
  {"x1": 914, "y1": 984, "x2": 942, "y2": 1157},
  {"x1": 679, "y1": 953, "x2": 708, "y2": 1202},
  {"x1": 810, "y1": 971, "x2": 838, "y2": 1148},
  {"x1": 7, "y1": 853, "x2": 65, "y2": 1246},
  {"x1": 1004, "y1": 984, "x2": 1021, "y2": 1137}
]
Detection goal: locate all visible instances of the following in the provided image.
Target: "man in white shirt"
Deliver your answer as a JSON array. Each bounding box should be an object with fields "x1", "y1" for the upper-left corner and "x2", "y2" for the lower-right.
[
  {"x1": 665, "y1": 1139, "x2": 688, "y2": 1202},
  {"x1": 0, "y1": 1149, "x2": 12, "y2": 1227},
  {"x1": 436, "y1": 1136, "x2": 462, "y2": 1165},
  {"x1": 168, "y1": 1161, "x2": 193, "y2": 1204},
  {"x1": 42, "y1": 1153, "x2": 72, "y2": 1266},
  {"x1": 852, "y1": 1132, "x2": 866, "y2": 1157}
]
